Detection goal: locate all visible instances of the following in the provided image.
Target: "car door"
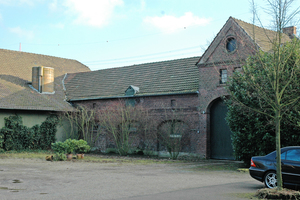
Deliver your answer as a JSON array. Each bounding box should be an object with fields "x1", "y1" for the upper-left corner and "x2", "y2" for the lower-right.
[{"x1": 281, "y1": 149, "x2": 300, "y2": 185}]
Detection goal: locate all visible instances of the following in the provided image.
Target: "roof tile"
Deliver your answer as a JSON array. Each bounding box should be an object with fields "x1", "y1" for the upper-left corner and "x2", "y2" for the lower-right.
[
  {"x1": 0, "y1": 49, "x2": 90, "y2": 111},
  {"x1": 233, "y1": 17, "x2": 292, "y2": 52},
  {"x1": 65, "y1": 57, "x2": 200, "y2": 100}
]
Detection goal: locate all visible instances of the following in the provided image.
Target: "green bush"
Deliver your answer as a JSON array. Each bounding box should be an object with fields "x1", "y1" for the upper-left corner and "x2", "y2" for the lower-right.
[
  {"x1": 51, "y1": 139, "x2": 90, "y2": 154},
  {"x1": 226, "y1": 99, "x2": 300, "y2": 164},
  {"x1": 0, "y1": 129, "x2": 3, "y2": 149},
  {"x1": 0, "y1": 115, "x2": 58, "y2": 151},
  {"x1": 226, "y1": 64, "x2": 300, "y2": 164},
  {"x1": 51, "y1": 141, "x2": 68, "y2": 154},
  {"x1": 63, "y1": 139, "x2": 76, "y2": 154},
  {"x1": 53, "y1": 153, "x2": 67, "y2": 161},
  {"x1": 39, "y1": 116, "x2": 58, "y2": 149},
  {"x1": 74, "y1": 139, "x2": 90, "y2": 153}
]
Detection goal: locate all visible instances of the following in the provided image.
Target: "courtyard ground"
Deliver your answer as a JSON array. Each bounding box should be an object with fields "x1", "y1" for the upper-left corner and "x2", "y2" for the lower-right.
[{"x1": 0, "y1": 155, "x2": 262, "y2": 200}]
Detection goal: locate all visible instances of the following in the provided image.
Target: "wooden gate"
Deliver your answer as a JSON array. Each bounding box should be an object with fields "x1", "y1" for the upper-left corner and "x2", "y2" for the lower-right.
[{"x1": 210, "y1": 99, "x2": 234, "y2": 160}]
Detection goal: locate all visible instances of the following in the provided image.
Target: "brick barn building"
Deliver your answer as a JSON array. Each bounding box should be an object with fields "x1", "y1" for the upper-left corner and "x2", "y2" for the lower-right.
[
  {"x1": 64, "y1": 56, "x2": 201, "y2": 156},
  {"x1": 196, "y1": 17, "x2": 294, "y2": 159},
  {"x1": 64, "y1": 16, "x2": 296, "y2": 159},
  {"x1": 1, "y1": 17, "x2": 295, "y2": 159}
]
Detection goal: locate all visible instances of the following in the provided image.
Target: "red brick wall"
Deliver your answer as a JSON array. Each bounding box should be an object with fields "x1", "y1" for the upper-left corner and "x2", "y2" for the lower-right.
[
  {"x1": 71, "y1": 93, "x2": 201, "y2": 155},
  {"x1": 201, "y1": 19, "x2": 256, "y2": 64},
  {"x1": 197, "y1": 18, "x2": 257, "y2": 158}
]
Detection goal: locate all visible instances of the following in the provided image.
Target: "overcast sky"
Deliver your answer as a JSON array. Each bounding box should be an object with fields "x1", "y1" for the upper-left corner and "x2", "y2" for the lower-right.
[{"x1": 0, "y1": 0, "x2": 299, "y2": 71}]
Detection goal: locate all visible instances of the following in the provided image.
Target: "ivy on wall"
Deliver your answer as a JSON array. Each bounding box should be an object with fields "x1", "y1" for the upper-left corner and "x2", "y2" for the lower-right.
[{"x1": 0, "y1": 115, "x2": 58, "y2": 151}]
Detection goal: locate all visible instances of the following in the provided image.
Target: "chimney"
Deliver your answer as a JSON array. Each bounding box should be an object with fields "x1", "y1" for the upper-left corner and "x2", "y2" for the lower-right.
[
  {"x1": 32, "y1": 66, "x2": 55, "y2": 93},
  {"x1": 283, "y1": 26, "x2": 297, "y2": 39}
]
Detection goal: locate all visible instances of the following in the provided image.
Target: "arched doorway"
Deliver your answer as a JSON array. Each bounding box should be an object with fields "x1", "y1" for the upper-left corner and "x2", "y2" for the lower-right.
[
  {"x1": 210, "y1": 98, "x2": 234, "y2": 160},
  {"x1": 157, "y1": 120, "x2": 190, "y2": 159}
]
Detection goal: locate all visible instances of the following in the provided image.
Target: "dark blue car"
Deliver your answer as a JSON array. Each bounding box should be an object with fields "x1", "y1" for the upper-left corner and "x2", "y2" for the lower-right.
[{"x1": 249, "y1": 146, "x2": 300, "y2": 188}]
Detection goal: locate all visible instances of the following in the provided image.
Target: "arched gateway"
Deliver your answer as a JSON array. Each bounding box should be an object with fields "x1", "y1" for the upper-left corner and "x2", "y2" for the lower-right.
[{"x1": 209, "y1": 98, "x2": 234, "y2": 160}]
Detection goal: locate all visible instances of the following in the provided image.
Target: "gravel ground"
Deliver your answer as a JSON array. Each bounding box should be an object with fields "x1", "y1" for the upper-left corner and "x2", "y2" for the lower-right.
[{"x1": 0, "y1": 158, "x2": 262, "y2": 200}]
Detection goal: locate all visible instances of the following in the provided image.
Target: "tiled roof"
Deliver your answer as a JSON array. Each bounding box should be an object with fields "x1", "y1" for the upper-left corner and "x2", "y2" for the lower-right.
[
  {"x1": 64, "y1": 57, "x2": 200, "y2": 101},
  {"x1": 0, "y1": 49, "x2": 90, "y2": 111},
  {"x1": 233, "y1": 17, "x2": 292, "y2": 52},
  {"x1": 199, "y1": 17, "x2": 293, "y2": 65}
]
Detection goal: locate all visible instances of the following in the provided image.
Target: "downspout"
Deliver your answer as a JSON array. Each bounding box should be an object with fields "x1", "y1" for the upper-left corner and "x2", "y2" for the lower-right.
[
  {"x1": 62, "y1": 73, "x2": 74, "y2": 107},
  {"x1": 38, "y1": 66, "x2": 43, "y2": 93}
]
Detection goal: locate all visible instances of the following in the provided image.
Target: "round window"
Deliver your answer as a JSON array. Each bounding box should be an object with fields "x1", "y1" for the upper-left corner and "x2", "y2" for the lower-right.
[{"x1": 226, "y1": 37, "x2": 236, "y2": 52}]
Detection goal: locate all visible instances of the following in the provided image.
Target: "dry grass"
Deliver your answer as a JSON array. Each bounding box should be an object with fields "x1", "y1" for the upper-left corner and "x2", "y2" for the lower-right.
[
  {"x1": 0, "y1": 151, "x2": 248, "y2": 172},
  {"x1": 0, "y1": 151, "x2": 51, "y2": 160},
  {"x1": 76, "y1": 154, "x2": 179, "y2": 164},
  {"x1": 255, "y1": 188, "x2": 300, "y2": 199},
  {"x1": 0, "y1": 151, "x2": 182, "y2": 165}
]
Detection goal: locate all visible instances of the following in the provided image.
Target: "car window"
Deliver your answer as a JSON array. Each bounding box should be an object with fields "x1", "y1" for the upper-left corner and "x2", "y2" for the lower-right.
[
  {"x1": 286, "y1": 149, "x2": 300, "y2": 162},
  {"x1": 281, "y1": 151, "x2": 286, "y2": 160}
]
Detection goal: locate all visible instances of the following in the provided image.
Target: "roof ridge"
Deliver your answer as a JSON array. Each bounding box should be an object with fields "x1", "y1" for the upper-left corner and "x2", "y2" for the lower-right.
[
  {"x1": 198, "y1": 16, "x2": 234, "y2": 64},
  {"x1": 231, "y1": 16, "x2": 292, "y2": 52},
  {"x1": 106, "y1": 56, "x2": 200, "y2": 70},
  {"x1": 230, "y1": 17, "x2": 262, "y2": 50},
  {"x1": 0, "y1": 47, "x2": 84, "y2": 63},
  {"x1": 231, "y1": 17, "x2": 276, "y2": 33},
  {"x1": 68, "y1": 56, "x2": 201, "y2": 75},
  {"x1": 0, "y1": 48, "x2": 91, "y2": 71}
]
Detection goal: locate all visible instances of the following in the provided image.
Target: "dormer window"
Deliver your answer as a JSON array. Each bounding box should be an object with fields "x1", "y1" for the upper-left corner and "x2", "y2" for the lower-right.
[
  {"x1": 226, "y1": 37, "x2": 236, "y2": 52},
  {"x1": 125, "y1": 85, "x2": 139, "y2": 96},
  {"x1": 125, "y1": 85, "x2": 139, "y2": 107}
]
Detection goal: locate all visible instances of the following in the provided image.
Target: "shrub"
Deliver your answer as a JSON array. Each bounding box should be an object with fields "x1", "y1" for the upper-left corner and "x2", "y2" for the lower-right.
[
  {"x1": 0, "y1": 115, "x2": 58, "y2": 151},
  {"x1": 63, "y1": 139, "x2": 76, "y2": 154},
  {"x1": 39, "y1": 115, "x2": 59, "y2": 149},
  {"x1": 53, "y1": 153, "x2": 67, "y2": 161},
  {"x1": 51, "y1": 141, "x2": 68, "y2": 154},
  {"x1": 51, "y1": 139, "x2": 90, "y2": 154},
  {"x1": 74, "y1": 139, "x2": 90, "y2": 154},
  {"x1": 226, "y1": 67, "x2": 300, "y2": 164}
]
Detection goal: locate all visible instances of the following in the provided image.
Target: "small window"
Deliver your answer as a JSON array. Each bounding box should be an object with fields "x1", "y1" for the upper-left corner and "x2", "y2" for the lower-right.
[
  {"x1": 171, "y1": 100, "x2": 176, "y2": 108},
  {"x1": 135, "y1": 98, "x2": 140, "y2": 104},
  {"x1": 226, "y1": 37, "x2": 236, "y2": 52},
  {"x1": 128, "y1": 122, "x2": 138, "y2": 133},
  {"x1": 125, "y1": 99, "x2": 135, "y2": 107},
  {"x1": 92, "y1": 124, "x2": 100, "y2": 134},
  {"x1": 220, "y1": 69, "x2": 227, "y2": 84},
  {"x1": 169, "y1": 121, "x2": 183, "y2": 138}
]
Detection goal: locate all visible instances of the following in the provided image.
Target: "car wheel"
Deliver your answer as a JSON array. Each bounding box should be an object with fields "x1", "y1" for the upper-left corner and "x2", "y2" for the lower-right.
[{"x1": 264, "y1": 171, "x2": 277, "y2": 188}]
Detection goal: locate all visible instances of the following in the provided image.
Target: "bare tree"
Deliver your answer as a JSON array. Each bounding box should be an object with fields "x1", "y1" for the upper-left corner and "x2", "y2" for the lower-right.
[
  {"x1": 155, "y1": 105, "x2": 192, "y2": 160},
  {"x1": 59, "y1": 106, "x2": 98, "y2": 147},
  {"x1": 96, "y1": 100, "x2": 152, "y2": 156},
  {"x1": 228, "y1": 0, "x2": 300, "y2": 190}
]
